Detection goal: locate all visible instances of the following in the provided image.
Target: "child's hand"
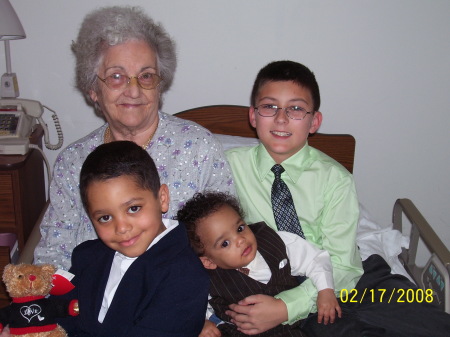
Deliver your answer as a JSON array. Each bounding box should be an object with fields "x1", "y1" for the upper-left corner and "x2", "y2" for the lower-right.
[
  {"x1": 226, "y1": 294, "x2": 288, "y2": 334},
  {"x1": 317, "y1": 288, "x2": 342, "y2": 325},
  {"x1": 199, "y1": 319, "x2": 221, "y2": 337},
  {"x1": 0, "y1": 325, "x2": 10, "y2": 337}
]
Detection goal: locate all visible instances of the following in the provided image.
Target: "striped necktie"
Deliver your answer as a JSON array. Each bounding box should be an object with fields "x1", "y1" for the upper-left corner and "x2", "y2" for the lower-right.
[{"x1": 271, "y1": 164, "x2": 305, "y2": 239}]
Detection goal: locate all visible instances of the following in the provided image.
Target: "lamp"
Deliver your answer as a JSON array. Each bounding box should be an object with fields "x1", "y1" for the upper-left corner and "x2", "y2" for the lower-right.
[{"x1": 0, "y1": 0, "x2": 26, "y2": 98}]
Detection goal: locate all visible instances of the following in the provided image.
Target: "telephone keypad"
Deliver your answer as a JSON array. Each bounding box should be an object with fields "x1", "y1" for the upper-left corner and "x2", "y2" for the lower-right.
[{"x1": 0, "y1": 114, "x2": 19, "y2": 136}]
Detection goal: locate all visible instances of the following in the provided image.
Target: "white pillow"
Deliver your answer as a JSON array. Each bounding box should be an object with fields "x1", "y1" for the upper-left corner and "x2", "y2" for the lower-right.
[{"x1": 214, "y1": 134, "x2": 260, "y2": 151}]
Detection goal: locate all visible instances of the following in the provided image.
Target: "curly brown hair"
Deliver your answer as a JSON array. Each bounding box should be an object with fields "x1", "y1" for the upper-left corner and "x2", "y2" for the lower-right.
[{"x1": 176, "y1": 192, "x2": 244, "y2": 256}]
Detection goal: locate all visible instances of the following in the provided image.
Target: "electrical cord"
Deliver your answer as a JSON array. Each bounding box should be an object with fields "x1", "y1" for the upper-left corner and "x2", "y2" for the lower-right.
[
  {"x1": 29, "y1": 144, "x2": 51, "y2": 196},
  {"x1": 29, "y1": 104, "x2": 63, "y2": 196}
]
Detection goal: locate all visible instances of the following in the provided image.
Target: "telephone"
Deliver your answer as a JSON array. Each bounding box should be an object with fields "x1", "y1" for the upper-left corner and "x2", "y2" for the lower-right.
[{"x1": 0, "y1": 98, "x2": 63, "y2": 155}]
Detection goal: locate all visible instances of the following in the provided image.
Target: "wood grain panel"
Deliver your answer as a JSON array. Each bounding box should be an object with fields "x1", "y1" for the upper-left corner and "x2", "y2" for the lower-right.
[
  {"x1": 0, "y1": 246, "x2": 11, "y2": 308},
  {"x1": 0, "y1": 175, "x2": 15, "y2": 226}
]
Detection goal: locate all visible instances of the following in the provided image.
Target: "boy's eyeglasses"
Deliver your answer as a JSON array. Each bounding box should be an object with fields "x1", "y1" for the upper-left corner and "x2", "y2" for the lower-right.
[
  {"x1": 255, "y1": 104, "x2": 313, "y2": 120},
  {"x1": 97, "y1": 73, "x2": 162, "y2": 91}
]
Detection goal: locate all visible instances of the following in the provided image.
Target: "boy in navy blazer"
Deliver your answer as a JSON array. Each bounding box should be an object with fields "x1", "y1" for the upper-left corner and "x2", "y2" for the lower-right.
[{"x1": 57, "y1": 141, "x2": 209, "y2": 336}]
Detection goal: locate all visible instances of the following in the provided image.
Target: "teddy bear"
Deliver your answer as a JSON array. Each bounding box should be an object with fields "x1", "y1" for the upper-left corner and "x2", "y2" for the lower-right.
[{"x1": 0, "y1": 263, "x2": 78, "y2": 337}]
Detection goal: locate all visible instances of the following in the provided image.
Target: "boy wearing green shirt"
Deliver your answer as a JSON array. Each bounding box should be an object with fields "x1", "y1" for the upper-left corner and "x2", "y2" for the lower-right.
[{"x1": 225, "y1": 60, "x2": 450, "y2": 337}]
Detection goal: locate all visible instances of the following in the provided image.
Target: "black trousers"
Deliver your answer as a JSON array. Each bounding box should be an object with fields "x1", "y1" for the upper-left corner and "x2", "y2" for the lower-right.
[{"x1": 302, "y1": 254, "x2": 450, "y2": 337}]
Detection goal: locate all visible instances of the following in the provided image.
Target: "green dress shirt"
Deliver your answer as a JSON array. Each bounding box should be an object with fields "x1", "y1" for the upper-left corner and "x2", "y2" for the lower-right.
[{"x1": 226, "y1": 143, "x2": 363, "y2": 323}]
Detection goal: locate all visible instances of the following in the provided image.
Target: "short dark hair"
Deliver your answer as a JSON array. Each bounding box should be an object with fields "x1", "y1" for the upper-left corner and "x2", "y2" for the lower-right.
[
  {"x1": 80, "y1": 141, "x2": 161, "y2": 211},
  {"x1": 176, "y1": 192, "x2": 244, "y2": 256},
  {"x1": 250, "y1": 60, "x2": 321, "y2": 111}
]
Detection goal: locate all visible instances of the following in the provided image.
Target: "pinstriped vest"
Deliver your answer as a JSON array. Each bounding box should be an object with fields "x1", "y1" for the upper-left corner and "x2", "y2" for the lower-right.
[{"x1": 208, "y1": 222, "x2": 306, "y2": 337}]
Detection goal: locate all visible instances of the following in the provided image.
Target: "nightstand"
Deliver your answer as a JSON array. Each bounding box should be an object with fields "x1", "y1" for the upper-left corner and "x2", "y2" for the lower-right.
[
  {"x1": 0, "y1": 125, "x2": 46, "y2": 307},
  {"x1": 0, "y1": 125, "x2": 46, "y2": 250}
]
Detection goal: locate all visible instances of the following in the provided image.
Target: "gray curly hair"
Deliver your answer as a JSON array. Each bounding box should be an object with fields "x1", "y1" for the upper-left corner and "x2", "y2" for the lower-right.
[{"x1": 72, "y1": 6, "x2": 177, "y2": 105}]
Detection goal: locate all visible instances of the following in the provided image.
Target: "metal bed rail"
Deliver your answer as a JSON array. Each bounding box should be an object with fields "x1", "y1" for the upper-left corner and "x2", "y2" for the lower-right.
[{"x1": 393, "y1": 198, "x2": 450, "y2": 313}]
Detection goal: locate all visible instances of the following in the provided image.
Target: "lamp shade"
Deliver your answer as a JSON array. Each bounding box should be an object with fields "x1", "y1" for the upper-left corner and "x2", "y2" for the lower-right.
[{"x1": 0, "y1": 0, "x2": 26, "y2": 40}]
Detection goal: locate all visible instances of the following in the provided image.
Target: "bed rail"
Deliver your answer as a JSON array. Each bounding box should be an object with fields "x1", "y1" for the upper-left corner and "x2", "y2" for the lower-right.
[{"x1": 393, "y1": 198, "x2": 450, "y2": 313}]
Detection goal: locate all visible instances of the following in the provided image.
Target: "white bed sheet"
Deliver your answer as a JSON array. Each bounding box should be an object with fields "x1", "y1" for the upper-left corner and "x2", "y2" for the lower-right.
[
  {"x1": 357, "y1": 204, "x2": 413, "y2": 282},
  {"x1": 216, "y1": 134, "x2": 414, "y2": 282}
]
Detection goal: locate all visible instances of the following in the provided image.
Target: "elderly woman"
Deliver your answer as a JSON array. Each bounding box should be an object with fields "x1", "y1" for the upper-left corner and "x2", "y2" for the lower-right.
[{"x1": 34, "y1": 6, "x2": 234, "y2": 271}]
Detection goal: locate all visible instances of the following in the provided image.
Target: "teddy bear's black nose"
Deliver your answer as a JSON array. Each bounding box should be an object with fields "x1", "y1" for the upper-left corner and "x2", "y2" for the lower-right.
[{"x1": 29, "y1": 275, "x2": 36, "y2": 282}]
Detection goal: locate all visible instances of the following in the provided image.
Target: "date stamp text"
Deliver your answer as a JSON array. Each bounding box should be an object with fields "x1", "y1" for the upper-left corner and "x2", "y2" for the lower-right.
[{"x1": 340, "y1": 288, "x2": 434, "y2": 304}]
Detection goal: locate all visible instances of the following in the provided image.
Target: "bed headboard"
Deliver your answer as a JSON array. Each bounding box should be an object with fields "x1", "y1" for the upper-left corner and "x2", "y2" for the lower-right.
[{"x1": 175, "y1": 105, "x2": 356, "y2": 173}]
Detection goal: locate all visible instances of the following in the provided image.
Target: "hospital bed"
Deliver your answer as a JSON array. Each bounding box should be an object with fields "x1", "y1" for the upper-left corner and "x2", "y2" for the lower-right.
[{"x1": 17, "y1": 105, "x2": 450, "y2": 313}]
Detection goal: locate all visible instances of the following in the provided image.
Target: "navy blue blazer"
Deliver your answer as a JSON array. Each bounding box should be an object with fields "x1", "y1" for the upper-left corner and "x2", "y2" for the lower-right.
[{"x1": 58, "y1": 222, "x2": 209, "y2": 337}]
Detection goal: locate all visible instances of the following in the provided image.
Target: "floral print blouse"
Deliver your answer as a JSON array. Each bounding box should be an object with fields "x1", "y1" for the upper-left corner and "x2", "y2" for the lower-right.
[{"x1": 34, "y1": 111, "x2": 234, "y2": 270}]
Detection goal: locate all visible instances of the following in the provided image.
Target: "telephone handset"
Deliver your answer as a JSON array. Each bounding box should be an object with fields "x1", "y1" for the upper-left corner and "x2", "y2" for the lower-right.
[{"x1": 0, "y1": 98, "x2": 63, "y2": 155}]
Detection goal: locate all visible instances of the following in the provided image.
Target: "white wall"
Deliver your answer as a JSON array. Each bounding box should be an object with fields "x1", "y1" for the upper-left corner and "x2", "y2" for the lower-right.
[{"x1": 3, "y1": 0, "x2": 449, "y2": 258}]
